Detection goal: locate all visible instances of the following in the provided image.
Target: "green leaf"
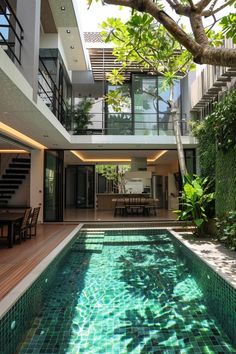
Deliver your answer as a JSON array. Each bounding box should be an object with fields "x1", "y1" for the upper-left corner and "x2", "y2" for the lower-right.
[{"x1": 195, "y1": 218, "x2": 204, "y2": 227}]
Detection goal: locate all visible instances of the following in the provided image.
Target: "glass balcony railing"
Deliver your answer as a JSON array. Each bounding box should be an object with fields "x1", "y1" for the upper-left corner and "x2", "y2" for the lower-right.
[
  {"x1": 0, "y1": 0, "x2": 23, "y2": 64},
  {"x1": 67, "y1": 112, "x2": 189, "y2": 136}
]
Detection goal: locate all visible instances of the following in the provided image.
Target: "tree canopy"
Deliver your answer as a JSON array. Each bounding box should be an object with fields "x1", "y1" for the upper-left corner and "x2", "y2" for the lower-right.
[{"x1": 88, "y1": 0, "x2": 236, "y2": 67}]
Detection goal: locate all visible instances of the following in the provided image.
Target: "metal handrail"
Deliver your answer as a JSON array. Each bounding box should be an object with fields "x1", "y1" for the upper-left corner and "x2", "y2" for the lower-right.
[
  {"x1": 38, "y1": 57, "x2": 70, "y2": 125},
  {"x1": 0, "y1": 0, "x2": 24, "y2": 64},
  {"x1": 0, "y1": 33, "x2": 20, "y2": 64},
  {"x1": 0, "y1": 0, "x2": 23, "y2": 32}
]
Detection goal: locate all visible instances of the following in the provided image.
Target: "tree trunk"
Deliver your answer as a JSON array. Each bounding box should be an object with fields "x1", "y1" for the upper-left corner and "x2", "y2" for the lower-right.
[{"x1": 169, "y1": 85, "x2": 187, "y2": 181}]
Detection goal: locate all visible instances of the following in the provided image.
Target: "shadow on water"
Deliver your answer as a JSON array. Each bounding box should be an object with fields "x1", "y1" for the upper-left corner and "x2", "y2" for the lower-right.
[
  {"x1": 18, "y1": 233, "x2": 95, "y2": 354},
  {"x1": 115, "y1": 232, "x2": 235, "y2": 353}
]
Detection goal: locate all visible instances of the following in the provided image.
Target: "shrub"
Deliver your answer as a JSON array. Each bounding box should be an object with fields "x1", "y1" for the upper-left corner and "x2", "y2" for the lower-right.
[
  {"x1": 175, "y1": 174, "x2": 215, "y2": 236},
  {"x1": 216, "y1": 211, "x2": 236, "y2": 250}
]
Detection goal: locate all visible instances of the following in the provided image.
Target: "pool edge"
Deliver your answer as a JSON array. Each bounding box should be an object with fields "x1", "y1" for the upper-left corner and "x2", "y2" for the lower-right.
[{"x1": 0, "y1": 223, "x2": 84, "y2": 319}]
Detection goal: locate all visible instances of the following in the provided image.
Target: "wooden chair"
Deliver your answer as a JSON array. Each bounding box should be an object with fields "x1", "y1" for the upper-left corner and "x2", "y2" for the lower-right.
[
  {"x1": 13, "y1": 208, "x2": 32, "y2": 243},
  {"x1": 114, "y1": 198, "x2": 126, "y2": 216},
  {"x1": 28, "y1": 207, "x2": 40, "y2": 237}
]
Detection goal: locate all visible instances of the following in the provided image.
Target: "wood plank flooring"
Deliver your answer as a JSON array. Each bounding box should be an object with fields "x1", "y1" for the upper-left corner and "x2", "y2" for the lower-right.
[{"x1": 0, "y1": 224, "x2": 78, "y2": 301}]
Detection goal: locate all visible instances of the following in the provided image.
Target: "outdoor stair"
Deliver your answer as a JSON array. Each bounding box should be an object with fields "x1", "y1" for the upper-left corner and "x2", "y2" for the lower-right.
[
  {"x1": 72, "y1": 231, "x2": 105, "y2": 253},
  {"x1": 0, "y1": 156, "x2": 30, "y2": 207}
]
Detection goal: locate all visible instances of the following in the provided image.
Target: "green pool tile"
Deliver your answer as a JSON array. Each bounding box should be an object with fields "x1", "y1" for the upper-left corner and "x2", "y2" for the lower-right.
[{"x1": 1, "y1": 228, "x2": 236, "y2": 354}]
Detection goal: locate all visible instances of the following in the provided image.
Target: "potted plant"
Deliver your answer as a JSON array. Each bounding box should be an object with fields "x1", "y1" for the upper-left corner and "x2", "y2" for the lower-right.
[{"x1": 73, "y1": 98, "x2": 94, "y2": 134}]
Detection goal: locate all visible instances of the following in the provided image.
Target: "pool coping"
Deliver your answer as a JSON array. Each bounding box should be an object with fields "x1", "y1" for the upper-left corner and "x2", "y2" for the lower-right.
[
  {"x1": 0, "y1": 224, "x2": 83, "y2": 319},
  {"x1": 168, "y1": 229, "x2": 236, "y2": 291}
]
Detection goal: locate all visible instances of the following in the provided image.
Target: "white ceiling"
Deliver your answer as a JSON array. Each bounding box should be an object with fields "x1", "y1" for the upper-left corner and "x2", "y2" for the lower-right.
[
  {"x1": 64, "y1": 150, "x2": 178, "y2": 165},
  {"x1": 48, "y1": 0, "x2": 89, "y2": 71}
]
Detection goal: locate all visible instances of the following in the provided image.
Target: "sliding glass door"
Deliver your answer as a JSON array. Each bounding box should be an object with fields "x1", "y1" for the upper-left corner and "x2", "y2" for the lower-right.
[
  {"x1": 44, "y1": 150, "x2": 64, "y2": 221},
  {"x1": 65, "y1": 165, "x2": 95, "y2": 209}
]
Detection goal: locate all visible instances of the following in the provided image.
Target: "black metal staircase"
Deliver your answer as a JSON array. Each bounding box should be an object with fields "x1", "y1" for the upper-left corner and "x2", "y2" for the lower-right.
[{"x1": 0, "y1": 157, "x2": 31, "y2": 206}]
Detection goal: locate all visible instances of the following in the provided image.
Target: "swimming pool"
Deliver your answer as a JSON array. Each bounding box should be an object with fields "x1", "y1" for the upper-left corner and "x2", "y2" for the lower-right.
[{"x1": 17, "y1": 228, "x2": 235, "y2": 354}]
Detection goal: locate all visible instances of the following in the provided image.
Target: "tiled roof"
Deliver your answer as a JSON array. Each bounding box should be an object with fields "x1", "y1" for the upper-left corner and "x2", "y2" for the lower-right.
[{"x1": 84, "y1": 32, "x2": 103, "y2": 43}]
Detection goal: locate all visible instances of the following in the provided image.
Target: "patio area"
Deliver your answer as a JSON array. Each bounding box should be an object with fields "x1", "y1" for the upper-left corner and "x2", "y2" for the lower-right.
[{"x1": 0, "y1": 224, "x2": 78, "y2": 300}]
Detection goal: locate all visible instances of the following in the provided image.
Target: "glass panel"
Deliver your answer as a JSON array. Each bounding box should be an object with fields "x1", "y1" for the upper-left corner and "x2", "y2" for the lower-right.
[
  {"x1": 133, "y1": 75, "x2": 158, "y2": 136},
  {"x1": 39, "y1": 49, "x2": 72, "y2": 128},
  {"x1": 185, "y1": 149, "x2": 196, "y2": 175},
  {"x1": 106, "y1": 84, "x2": 132, "y2": 135},
  {"x1": 76, "y1": 166, "x2": 94, "y2": 208},
  {"x1": 44, "y1": 150, "x2": 63, "y2": 221}
]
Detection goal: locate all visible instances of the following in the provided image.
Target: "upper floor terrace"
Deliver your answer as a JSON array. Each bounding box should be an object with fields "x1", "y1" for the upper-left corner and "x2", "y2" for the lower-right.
[{"x1": 0, "y1": 0, "x2": 193, "y2": 145}]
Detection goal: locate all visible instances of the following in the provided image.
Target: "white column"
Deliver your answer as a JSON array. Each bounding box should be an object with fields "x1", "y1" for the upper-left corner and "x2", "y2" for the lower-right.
[
  {"x1": 16, "y1": 0, "x2": 41, "y2": 101},
  {"x1": 30, "y1": 149, "x2": 44, "y2": 223}
]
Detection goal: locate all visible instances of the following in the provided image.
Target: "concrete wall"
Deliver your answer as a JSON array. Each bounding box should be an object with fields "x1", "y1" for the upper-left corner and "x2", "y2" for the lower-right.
[
  {"x1": 40, "y1": 33, "x2": 72, "y2": 80},
  {"x1": 30, "y1": 150, "x2": 44, "y2": 222},
  {"x1": 16, "y1": 0, "x2": 41, "y2": 101},
  {"x1": 9, "y1": 174, "x2": 30, "y2": 206}
]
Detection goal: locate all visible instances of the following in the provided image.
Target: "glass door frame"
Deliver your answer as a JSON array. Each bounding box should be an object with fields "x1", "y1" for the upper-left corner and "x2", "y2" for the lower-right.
[{"x1": 43, "y1": 150, "x2": 64, "y2": 222}]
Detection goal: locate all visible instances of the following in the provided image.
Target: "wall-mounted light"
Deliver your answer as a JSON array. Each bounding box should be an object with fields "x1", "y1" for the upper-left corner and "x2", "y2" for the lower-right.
[
  {"x1": 70, "y1": 45, "x2": 74, "y2": 49},
  {"x1": 61, "y1": 6, "x2": 65, "y2": 11},
  {"x1": 66, "y1": 29, "x2": 71, "y2": 34}
]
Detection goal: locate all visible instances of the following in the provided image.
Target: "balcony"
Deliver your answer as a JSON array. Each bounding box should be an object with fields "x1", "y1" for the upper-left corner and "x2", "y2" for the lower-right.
[
  {"x1": 38, "y1": 52, "x2": 71, "y2": 128},
  {"x1": 0, "y1": 0, "x2": 23, "y2": 65},
  {"x1": 68, "y1": 112, "x2": 189, "y2": 136}
]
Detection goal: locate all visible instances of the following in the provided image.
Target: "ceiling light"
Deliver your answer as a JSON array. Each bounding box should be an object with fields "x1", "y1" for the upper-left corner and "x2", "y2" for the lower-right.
[
  {"x1": 147, "y1": 150, "x2": 168, "y2": 163},
  {"x1": 0, "y1": 123, "x2": 47, "y2": 150},
  {"x1": 71, "y1": 151, "x2": 131, "y2": 163},
  {"x1": 0, "y1": 149, "x2": 28, "y2": 153},
  {"x1": 70, "y1": 45, "x2": 75, "y2": 49},
  {"x1": 61, "y1": 6, "x2": 65, "y2": 10},
  {"x1": 66, "y1": 29, "x2": 71, "y2": 34}
]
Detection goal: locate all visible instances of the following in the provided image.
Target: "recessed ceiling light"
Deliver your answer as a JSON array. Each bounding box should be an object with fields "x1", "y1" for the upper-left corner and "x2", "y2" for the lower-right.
[
  {"x1": 61, "y1": 6, "x2": 65, "y2": 11},
  {"x1": 66, "y1": 29, "x2": 71, "y2": 34},
  {"x1": 70, "y1": 45, "x2": 75, "y2": 49}
]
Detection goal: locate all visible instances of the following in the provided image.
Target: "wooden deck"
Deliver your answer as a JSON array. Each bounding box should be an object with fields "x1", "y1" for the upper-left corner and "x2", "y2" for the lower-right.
[{"x1": 0, "y1": 224, "x2": 78, "y2": 301}]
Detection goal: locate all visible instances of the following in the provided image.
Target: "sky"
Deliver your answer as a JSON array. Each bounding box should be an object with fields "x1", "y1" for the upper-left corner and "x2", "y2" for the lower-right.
[
  {"x1": 79, "y1": 0, "x2": 233, "y2": 33},
  {"x1": 79, "y1": 0, "x2": 131, "y2": 31}
]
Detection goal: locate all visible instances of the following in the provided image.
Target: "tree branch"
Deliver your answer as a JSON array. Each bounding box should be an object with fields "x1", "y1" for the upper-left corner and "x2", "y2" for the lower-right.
[
  {"x1": 195, "y1": 0, "x2": 213, "y2": 13},
  {"x1": 103, "y1": 0, "x2": 236, "y2": 66},
  {"x1": 189, "y1": 13, "x2": 209, "y2": 46},
  {"x1": 187, "y1": 0, "x2": 197, "y2": 10},
  {"x1": 104, "y1": 0, "x2": 203, "y2": 57},
  {"x1": 203, "y1": 0, "x2": 235, "y2": 17}
]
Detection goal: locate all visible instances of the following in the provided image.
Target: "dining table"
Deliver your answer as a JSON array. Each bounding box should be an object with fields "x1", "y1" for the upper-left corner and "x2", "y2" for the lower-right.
[{"x1": 0, "y1": 213, "x2": 24, "y2": 248}]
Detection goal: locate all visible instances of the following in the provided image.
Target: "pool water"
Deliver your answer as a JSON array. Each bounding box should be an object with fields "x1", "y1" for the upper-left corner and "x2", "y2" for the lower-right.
[{"x1": 19, "y1": 229, "x2": 235, "y2": 353}]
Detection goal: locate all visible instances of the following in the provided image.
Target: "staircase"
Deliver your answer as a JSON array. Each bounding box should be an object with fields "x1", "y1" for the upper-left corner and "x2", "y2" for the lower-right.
[{"x1": 0, "y1": 156, "x2": 31, "y2": 207}]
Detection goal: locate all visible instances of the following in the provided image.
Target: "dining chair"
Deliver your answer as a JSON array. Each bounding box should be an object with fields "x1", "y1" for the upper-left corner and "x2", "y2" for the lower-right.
[
  {"x1": 28, "y1": 207, "x2": 40, "y2": 237},
  {"x1": 13, "y1": 208, "x2": 32, "y2": 244}
]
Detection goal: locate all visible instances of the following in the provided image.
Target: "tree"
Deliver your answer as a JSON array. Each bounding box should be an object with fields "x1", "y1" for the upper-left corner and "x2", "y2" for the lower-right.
[
  {"x1": 73, "y1": 98, "x2": 94, "y2": 134},
  {"x1": 88, "y1": 0, "x2": 236, "y2": 67},
  {"x1": 100, "y1": 14, "x2": 190, "y2": 178},
  {"x1": 96, "y1": 165, "x2": 130, "y2": 193}
]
